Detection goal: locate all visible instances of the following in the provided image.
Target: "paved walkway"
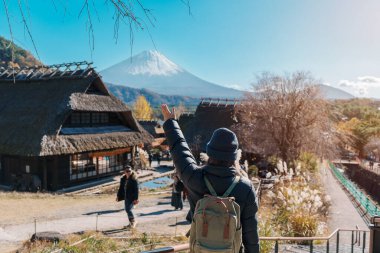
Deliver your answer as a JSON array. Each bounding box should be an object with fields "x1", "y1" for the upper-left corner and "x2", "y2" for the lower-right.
[
  {"x1": 321, "y1": 161, "x2": 367, "y2": 230},
  {"x1": 320, "y1": 162, "x2": 369, "y2": 246}
]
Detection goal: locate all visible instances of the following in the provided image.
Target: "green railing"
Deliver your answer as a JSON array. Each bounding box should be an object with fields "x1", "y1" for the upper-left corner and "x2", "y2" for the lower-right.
[{"x1": 329, "y1": 162, "x2": 380, "y2": 218}]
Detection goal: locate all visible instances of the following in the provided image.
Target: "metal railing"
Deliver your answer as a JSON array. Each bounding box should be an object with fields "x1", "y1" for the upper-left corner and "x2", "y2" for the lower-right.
[
  {"x1": 329, "y1": 162, "x2": 380, "y2": 222},
  {"x1": 141, "y1": 228, "x2": 370, "y2": 253}
]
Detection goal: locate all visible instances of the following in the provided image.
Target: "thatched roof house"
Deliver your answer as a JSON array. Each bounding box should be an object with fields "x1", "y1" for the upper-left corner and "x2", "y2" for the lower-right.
[
  {"x1": 0, "y1": 62, "x2": 152, "y2": 191},
  {"x1": 178, "y1": 98, "x2": 239, "y2": 157},
  {"x1": 138, "y1": 120, "x2": 169, "y2": 149}
]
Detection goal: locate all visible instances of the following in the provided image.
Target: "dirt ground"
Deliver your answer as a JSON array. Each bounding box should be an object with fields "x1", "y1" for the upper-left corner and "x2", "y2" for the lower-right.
[{"x1": 0, "y1": 190, "x2": 191, "y2": 253}]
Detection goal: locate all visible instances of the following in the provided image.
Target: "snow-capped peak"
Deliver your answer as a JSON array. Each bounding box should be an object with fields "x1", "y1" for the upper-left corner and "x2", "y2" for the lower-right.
[{"x1": 118, "y1": 50, "x2": 183, "y2": 76}]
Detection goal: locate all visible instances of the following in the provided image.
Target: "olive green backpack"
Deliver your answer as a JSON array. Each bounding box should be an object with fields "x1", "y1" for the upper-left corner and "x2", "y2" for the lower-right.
[{"x1": 190, "y1": 176, "x2": 242, "y2": 253}]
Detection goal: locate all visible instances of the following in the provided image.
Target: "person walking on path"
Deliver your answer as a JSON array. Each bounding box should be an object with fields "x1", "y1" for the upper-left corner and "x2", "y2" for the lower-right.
[
  {"x1": 161, "y1": 104, "x2": 259, "y2": 253},
  {"x1": 155, "y1": 152, "x2": 161, "y2": 166},
  {"x1": 148, "y1": 152, "x2": 153, "y2": 168},
  {"x1": 171, "y1": 175, "x2": 184, "y2": 210},
  {"x1": 116, "y1": 166, "x2": 139, "y2": 228}
]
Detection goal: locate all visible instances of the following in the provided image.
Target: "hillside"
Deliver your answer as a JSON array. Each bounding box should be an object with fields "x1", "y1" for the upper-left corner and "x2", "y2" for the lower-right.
[
  {"x1": 0, "y1": 37, "x2": 41, "y2": 68},
  {"x1": 106, "y1": 83, "x2": 200, "y2": 106},
  {"x1": 318, "y1": 84, "x2": 354, "y2": 100}
]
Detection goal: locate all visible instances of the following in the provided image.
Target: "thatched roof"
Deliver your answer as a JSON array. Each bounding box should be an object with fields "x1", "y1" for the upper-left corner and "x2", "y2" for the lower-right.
[
  {"x1": 0, "y1": 64, "x2": 152, "y2": 156},
  {"x1": 69, "y1": 93, "x2": 129, "y2": 112},
  {"x1": 178, "y1": 99, "x2": 238, "y2": 151},
  {"x1": 138, "y1": 120, "x2": 165, "y2": 138}
]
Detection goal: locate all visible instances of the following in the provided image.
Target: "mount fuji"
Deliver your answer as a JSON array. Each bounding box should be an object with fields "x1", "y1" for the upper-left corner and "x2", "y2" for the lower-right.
[{"x1": 100, "y1": 50, "x2": 244, "y2": 99}]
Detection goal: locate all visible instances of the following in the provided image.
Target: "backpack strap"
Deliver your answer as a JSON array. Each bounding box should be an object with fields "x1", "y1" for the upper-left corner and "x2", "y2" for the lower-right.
[
  {"x1": 204, "y1": 176, "x2": 218, "y2": 196},
  {"x1": 204, "y1": 175, "x2": 240, "y2": 197},
  {"x1": 222, "y1": 176, "x2": 240, "y2": 197}
]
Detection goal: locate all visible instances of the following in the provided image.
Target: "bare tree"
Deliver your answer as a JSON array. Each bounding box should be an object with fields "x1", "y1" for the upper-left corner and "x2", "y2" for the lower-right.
[{"x1": 234, "y1": 72, "x2": 336, "y2": 163}]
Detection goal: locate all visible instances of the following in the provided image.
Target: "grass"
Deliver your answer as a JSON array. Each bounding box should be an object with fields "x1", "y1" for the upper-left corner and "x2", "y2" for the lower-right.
[{"x1": 18, "y1": 231, "x2": 189, "y2": 253}]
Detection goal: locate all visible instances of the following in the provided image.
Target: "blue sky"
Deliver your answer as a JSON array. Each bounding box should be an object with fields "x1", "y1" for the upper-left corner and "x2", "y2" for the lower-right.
[{"x1": 2, "y1": 0, "x2": 380, "y2": 98}]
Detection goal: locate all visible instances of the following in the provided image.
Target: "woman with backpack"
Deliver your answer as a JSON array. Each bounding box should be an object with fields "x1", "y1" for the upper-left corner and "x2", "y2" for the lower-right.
[{"x1": 161, "y1": 104, "x2": 259, "y2": 253}]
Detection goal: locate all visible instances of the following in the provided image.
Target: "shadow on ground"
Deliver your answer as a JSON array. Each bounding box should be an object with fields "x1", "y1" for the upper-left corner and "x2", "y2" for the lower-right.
[
  {"x1": 139, "y1": 209, "x2": 176, "y2": 217},
  {"x1": 169, "y1": 220, "x2": 190, "y2": 227},
  {"x1": 83, "y1": 209, "x2": 124, "y2": 215},
  {"x1": 157, "y1": 201, "x2": 171, "y2": 205}
]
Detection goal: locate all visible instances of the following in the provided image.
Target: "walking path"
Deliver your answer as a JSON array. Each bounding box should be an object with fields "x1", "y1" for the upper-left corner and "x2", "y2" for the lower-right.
[
  {"x1": 0, "y1": 193, "x2": 190, "y2": 253},
  {"x1": 321, "y1": 161, "x2": 367, "y2": 230},
  {"x1": 320, "y1": 161, "x2": 369, "y2": 246}
]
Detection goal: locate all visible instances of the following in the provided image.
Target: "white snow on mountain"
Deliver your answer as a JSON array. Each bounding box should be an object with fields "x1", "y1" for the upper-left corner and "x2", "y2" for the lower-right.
[
  {"x1": 108, "y1": 50, "x2": 183, "y2": 76},
  {"x1": 101, "y1": 50, "x2": 355, "y2": 99},
  {"x1": 100, "y1": 50, "x2": 244, "y2": 98}
]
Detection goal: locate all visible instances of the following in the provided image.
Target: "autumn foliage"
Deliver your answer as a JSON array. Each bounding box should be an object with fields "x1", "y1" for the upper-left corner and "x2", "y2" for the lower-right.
[{"x1": 133, "y1": 95, "x2": 153, "y2": 120}]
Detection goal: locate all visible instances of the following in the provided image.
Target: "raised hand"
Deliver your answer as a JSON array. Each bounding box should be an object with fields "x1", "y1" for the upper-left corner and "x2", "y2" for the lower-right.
[{"x1": 161, "y1": 104, "x2": 176, "y2": 121}]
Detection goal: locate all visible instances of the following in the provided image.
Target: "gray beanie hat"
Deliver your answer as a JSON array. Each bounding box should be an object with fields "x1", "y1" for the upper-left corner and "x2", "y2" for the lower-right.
[{"x1": 206, "y1": 128, "x2": 239, "y2": 162}]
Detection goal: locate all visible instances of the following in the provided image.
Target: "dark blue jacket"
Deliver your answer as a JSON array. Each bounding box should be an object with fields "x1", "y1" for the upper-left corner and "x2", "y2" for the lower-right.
[
  {"x1": 163, "y1": 119, "x2": 259, "y2": 253},
  {"x1": 117, "y1": 173, "x2": 139, "y2": 202}
]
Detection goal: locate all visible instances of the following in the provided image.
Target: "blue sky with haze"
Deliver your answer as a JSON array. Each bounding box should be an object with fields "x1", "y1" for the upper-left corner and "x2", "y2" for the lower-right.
[{"x1": 2, "y1": 0, "x2": 380, "y2": 98}]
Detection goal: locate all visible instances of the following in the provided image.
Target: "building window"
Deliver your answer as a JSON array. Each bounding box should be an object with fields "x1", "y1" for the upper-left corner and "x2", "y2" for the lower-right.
[
  {"x1": 100, "y1": 113, "x2": 109, "y2": 123},
  {"x1": 81, "y1": 113, "x2": 91, "y2": 124},
  {"x1": 71, "y1": 113, "x2": 81, "y2": 124},
  {"x1": 70, "y1": 151, "x2": 130, "y2": 181},
  {"x1": 65, "y1": 112, "x2": 125, "y2": 127},
  {"x1": 92, "y1": 112, "x2": 100, "y2": 124},
  {"x1": 70, "y1": 153, "x2": 96, "y2": 180}
]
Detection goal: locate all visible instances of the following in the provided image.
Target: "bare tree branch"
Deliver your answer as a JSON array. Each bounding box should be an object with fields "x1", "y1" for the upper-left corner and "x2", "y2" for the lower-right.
[
  {"x1": 234, "y1": 72, "x2": 337, "y2": 163},
  {"x1": 18, "y1": 0, "x2": 41, "y2": 61}
]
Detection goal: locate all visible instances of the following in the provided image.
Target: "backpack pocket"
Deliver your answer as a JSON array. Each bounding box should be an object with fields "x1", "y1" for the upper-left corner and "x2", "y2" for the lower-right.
[{"x1": 194, "y1": 242, "x2": 233, "y2": 253}]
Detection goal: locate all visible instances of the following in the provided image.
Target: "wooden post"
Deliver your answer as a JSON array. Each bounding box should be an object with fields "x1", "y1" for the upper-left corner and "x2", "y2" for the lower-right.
[
  {"x1": 131, "y1": 145, "x2": 136, "y2": 170},
  {"x1": 43, "y1": 159, "x2": 47, "y2": 190},
  {"x1": 96, "y1": 157, "x2": 99, "y2": 177}
]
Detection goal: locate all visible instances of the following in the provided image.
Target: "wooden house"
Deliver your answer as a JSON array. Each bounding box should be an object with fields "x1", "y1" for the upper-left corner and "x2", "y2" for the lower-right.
[
  {"x1": 0, "y1": 62, "x2": 152, "y2": 191},
  {"x1": 178, "y1": 98, "x2": 239, "y2": 157},
  {"x1": 178, "y1": 98, "x2": 259, "y2": 163},
  {"x1": 138, "y1": 120, "x2": 168, "y2": 150}
]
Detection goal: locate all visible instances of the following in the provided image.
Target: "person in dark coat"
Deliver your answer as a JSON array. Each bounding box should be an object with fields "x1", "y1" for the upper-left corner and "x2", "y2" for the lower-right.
[
  {"x1": 148, "y1": 152, "x2": 153, "y2": 168},
  {"x1": 117, "y1": 166, "x2": 139, "y2": 228},
  {"x1": 156, "y1": 153, "x2": 161, "y2": 166},
  {"x1": 161, "y1": 104, "x2": 259, "y2": 253},
  {"x1": 171, "y1": 175, "x2": 184, "y2": 210}
]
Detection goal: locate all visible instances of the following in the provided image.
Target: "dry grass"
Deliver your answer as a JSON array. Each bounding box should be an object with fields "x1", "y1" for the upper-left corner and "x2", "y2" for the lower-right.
[{"x1": 17, "y1": 231, "x2": 188, "y2": 253}]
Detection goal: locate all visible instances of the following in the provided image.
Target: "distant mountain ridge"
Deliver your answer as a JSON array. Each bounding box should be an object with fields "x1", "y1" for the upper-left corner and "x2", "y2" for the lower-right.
[
  {"x1": 318, "y1": 84, "x2": 354, "y2": 99},
  {"x1": 106, "y1": 83, "x2": 200, "y2": 106},
  {"x1": 101, "y1": 50, "x2": 355, "y2": 100},
  {"x1": 100, "y1": 50, "x2": 245, "y2": 98}
]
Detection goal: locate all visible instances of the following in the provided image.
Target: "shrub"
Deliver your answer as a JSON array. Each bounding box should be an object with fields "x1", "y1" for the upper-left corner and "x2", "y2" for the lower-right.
[
  {"x1": 289, "y1": 213, "x2": 318, "y2": 238},
  {"x1": 267, "y1": 174, "x2": 328, "y2": 239},
  {"x1": 248, "y1": 165, "x2": 258, "y2": 177},
  {"x1": 268, "y1": 155, "x2": 279, "y2": 167},
  {"x1": 297, "y1": 152, "x2": 318, "y2": 172},
  {"x1": 259, "y1": 220, "x2": 276, "y2": 253}
]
